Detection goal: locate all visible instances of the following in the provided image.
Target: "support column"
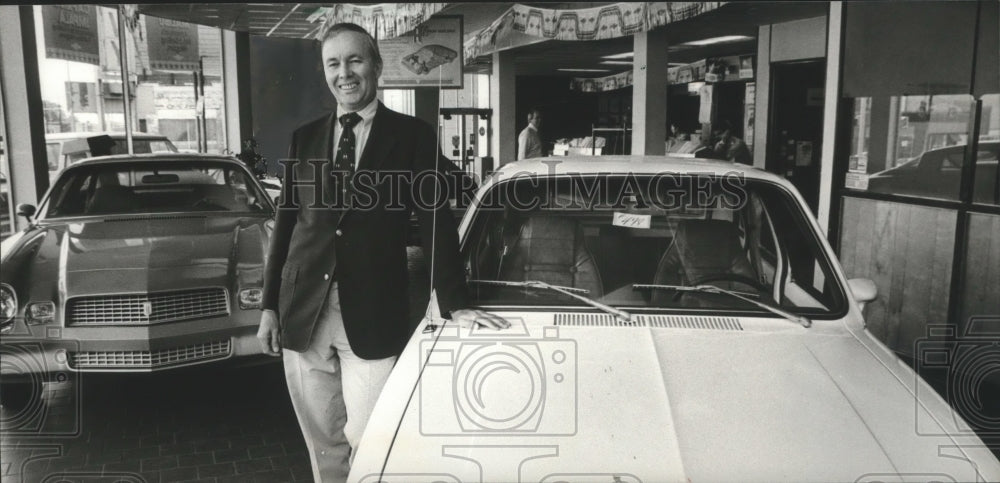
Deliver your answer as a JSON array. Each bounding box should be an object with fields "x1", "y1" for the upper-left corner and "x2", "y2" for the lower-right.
[
  {"x1": 0, "y1": 6, "x2": 48, "y2": 229},
  {"x1": 753, "y1": 25, "x2": 771, "y2": 168},
  {"x1": 490, "y1": 49, "x2": 516, "y2": 166},
  {"x1": 631, "y1": 28, "x2": 668, "y2": 156},
  {"x1": 816, "y1": 2, "x2": 843, "y2": 234},
  {"x1": 413, "y1": 88, "x2": 440, "y2": 131}
]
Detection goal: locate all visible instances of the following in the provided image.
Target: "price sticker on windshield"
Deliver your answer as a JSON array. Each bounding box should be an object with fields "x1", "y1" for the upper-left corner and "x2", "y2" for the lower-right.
[{"x1": 613, "y1": 212, "x2": 651, "y2": 229}]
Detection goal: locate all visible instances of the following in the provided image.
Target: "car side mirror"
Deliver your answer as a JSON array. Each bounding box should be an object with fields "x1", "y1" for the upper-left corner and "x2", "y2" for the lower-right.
[
  {"x1": 847, "y1": 278, "x2": 878, "y2": 311},
  {"x1": 16, "y1": 203, "x2": 36, "y2": 221}
]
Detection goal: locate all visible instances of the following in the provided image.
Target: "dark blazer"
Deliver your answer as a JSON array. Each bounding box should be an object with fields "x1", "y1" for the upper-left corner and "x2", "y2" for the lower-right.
[{"x1": 262, "y1": 102, "x2": 469, "y2": 359}]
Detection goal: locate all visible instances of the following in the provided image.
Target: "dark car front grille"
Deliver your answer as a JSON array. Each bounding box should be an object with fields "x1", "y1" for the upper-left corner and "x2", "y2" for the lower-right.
[
  {"x1": 68, "y1": 340, "x2": 232, "y2": 370},
  {"x1": 67, "y1": 288, "x2": 229, "y2": 326}
]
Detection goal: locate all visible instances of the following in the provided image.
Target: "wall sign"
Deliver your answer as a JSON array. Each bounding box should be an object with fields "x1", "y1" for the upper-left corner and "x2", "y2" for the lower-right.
[
  {"x1": 378, "y1": 17, "x2": 463, "y2": 89},
  {"x1": 43, "y1": 5, "x2": 100, "y2": 65},
  {"x1": 146, "y1": 16, "x2": 200, "y2": 71}
]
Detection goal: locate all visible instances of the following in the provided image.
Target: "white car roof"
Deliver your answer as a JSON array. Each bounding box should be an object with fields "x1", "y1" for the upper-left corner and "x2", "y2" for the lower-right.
[{"x1": 491, "y1": 155, "x2": 786, "y2": 184}]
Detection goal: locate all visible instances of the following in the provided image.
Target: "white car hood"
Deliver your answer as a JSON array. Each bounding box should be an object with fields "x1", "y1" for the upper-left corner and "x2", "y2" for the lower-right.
[{"x1": 351, "y1": 313, "x2": 1000, "y2": 483}]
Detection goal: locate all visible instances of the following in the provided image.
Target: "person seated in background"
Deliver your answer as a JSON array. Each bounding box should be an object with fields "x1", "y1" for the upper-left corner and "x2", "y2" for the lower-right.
[
  {"x1": 693, "y1": 128, "x2": 721, "y2": 159},
  {"x1": 714, "y1": 121, "x2": 752, "y2": 164}
]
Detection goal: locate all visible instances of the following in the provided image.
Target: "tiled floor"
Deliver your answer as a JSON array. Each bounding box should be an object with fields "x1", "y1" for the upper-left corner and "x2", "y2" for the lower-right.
[{"x1": 1, "y1": 361, "x2": 312, "y2": 483}]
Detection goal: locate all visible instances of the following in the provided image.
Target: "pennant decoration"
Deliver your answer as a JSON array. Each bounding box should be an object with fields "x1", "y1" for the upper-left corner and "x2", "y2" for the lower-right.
[
  {"x1": 570, "y1": 70, "x2": 634, "y2": 93},
  {"x1": 308, "y1": 3, "x2": 448, "y2": 41},
  {"x1": 570, "y1": 55, "x2": 753, "y2": 93},
  {"x1": 466, "y1": 2, "x2": 724, "y2": 63}
]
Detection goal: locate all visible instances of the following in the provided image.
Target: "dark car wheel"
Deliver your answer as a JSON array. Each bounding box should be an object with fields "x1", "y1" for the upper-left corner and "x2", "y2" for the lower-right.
[{"x1": 0, "y1": 380, "x2": 38, "y2": 413}]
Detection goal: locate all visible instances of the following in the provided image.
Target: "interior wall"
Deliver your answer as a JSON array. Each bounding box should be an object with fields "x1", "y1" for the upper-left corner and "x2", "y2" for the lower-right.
[
  {"x1": 770, "y1": 16, "x2": 827, "y2": 62},
  {"x1": 249, "y1": 35, "x2": 335, "y2": 175},
  {"x1": 514, "y1": 75, "x2": 602, "y2": 149}
]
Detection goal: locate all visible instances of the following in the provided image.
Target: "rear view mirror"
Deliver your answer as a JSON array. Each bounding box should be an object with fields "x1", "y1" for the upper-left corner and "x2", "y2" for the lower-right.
[
  {"x1": 847, "y1": 278, "x2": 878, "y2": 311},
  {"x1": 141, "y1": 174, "x2": 180, "y2": 184}
]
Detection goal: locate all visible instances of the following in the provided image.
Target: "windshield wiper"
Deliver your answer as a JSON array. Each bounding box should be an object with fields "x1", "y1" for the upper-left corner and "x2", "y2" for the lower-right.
[
  {"x1": 633, "y1": 284, "x2": 811, "y2": 328},
  {"x1": 469, "y1": 279, "x2": 633, "y2": 323}
]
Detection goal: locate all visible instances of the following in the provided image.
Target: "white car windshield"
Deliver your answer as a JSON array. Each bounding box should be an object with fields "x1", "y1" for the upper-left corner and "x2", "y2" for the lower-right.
[
  {"x1": 461, "y1": 174, "x2": 847, "y2": 317},
  {"x1": 42, "y1": 161, "x2": 272, "y2": 218}
]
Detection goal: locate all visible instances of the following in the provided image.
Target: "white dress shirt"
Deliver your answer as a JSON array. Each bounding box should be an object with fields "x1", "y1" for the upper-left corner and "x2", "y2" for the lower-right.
[{"x1": 332, "y1": 98, "x2": 378, "y2": 168}]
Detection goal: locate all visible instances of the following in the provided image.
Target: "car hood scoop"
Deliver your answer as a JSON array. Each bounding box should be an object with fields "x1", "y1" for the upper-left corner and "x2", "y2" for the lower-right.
[{"x1": 361, "y1": 313, "x2": 995, "y2": 482}]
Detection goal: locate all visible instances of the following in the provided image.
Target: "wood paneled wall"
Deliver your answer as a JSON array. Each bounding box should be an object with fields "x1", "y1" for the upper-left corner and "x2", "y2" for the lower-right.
[
  {"x1": 962, "y1": 213, "x2": 1000, "y2": 327},
  {"x1": 839, "y1": 197, "x2": 957, "y2": 356}
]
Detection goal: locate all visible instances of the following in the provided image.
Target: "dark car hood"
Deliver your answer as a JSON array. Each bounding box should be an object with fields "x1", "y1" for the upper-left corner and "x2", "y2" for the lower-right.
[{"x1": 4, "y1": 215, "x2": 271, "y2": 300}]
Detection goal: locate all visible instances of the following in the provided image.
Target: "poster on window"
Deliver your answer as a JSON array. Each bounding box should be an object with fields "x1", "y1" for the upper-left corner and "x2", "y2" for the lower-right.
[
  {"x1": 146, "y1": 16, "x2": 200, "y2": 71},
  {"x1": 378, "y1": 17, "x2": 463, "y2": 89},
  {"x1": 65, "y1": 82, "x2": 98, "y2": 113},
  {"x1": 43, "y1": 5, "x2": 100, "y2": 65}
]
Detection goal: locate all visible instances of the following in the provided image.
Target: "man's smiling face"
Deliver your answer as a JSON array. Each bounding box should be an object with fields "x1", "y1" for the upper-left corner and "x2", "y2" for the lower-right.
[{"x1": 322, "y1": 30, "x2": 381, "y2": 112}]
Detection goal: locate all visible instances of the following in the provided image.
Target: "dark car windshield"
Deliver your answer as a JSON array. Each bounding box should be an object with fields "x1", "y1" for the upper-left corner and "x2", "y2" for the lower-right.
[
  {"x1": 42, "y1": 161, "x2": 272, "y2": 218},
  {"x1": 461, "y1": 174, "x2": 846, "y2": 317}
]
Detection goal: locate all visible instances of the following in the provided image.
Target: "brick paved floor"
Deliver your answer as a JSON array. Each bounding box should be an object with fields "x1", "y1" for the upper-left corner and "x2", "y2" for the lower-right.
[{"x1": 1, "y1": 361, "x2": 312, "y2": 483}]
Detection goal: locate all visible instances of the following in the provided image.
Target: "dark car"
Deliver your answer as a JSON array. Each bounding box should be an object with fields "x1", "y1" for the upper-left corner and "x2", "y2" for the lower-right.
[
  {"x1": 0, "y1": 154, "x2": 274, "y2": 408},
  {"x1": 867, "y1": 141, "x2": 999, "y2": 202}
]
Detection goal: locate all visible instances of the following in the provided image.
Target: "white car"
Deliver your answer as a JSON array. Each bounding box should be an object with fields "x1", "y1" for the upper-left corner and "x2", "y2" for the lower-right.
[{"x1": 349, "y1": 156, "x2": 1000, "y2": 483}]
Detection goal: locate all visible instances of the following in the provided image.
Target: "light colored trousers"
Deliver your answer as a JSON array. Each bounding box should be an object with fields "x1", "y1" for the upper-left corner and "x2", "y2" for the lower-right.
[{"x1": 283, "y1": 282, "x2": 397, "y2": 483}]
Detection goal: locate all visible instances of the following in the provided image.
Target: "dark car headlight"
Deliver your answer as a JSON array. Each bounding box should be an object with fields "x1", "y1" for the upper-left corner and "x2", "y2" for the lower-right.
[
  {"x1": 238, "y1": 288, "x2": 263, "y2": 310},
  {"x1": 0, "y1": 283, "x2": 16, "y2": 325}
]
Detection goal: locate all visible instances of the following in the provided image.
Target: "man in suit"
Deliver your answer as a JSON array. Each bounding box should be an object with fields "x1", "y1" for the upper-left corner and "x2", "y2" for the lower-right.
[{"x1": 256, "y1": 23, "x2": 508, "y2": 482}]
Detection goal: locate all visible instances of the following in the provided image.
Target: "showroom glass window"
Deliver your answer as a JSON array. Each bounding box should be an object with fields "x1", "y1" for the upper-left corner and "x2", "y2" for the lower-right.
[
  {"x1": 841, "y1": 2, "x2": 998, "y2": 203},
  {"x1": 0, "y1": 73, "x2": 12, "y2": 239},
  {"x1": 34, "y1": 6, "x2": 228, "y2": 165},
  {"x1": 837, "y1": 0, "x2": 999, "y2": 358},
  {"x1": 125, "y1": 13, "x2": 227, "y2": 154},
  {"x1": 34, "y1": 6, "x2": 125, "y2": 174}
]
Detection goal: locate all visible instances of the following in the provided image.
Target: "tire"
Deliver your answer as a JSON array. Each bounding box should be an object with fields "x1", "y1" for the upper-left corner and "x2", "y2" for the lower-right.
[{"x1": 0, "y1": 380, "x2": 36, "y2": 412}]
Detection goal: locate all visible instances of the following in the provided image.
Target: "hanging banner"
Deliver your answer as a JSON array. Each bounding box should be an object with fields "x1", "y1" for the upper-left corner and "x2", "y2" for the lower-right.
[
  {"x1": 378, "y1": 16, "x2": 463, "y2": 89},
  {"x1": 571, "y1": 55, "x2": 754, "y2": 93},
  {"x1": 146, "y1": 16, "x2": 199, "y2": 71},
  {"x1": 466, "y1": 2, "x2": 724, "y2": 62},
  {"x1": 569, "y1": 70, "x2": 633, "y2": 93},
  {"x1": 309, "y1": 3, "x2": 448, "y2": 41},
  {"x1": 42, "y1": 5, "x2": 100, "y2": 65}
]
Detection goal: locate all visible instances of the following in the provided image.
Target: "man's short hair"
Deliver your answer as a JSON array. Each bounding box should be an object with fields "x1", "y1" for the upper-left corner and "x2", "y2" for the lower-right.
[
  {"x1": 319, "y1": 22, "x2": 383, "y2": 69},
  {"x1": 528, "y1": 107, "x2": 542, "y2": 119}
]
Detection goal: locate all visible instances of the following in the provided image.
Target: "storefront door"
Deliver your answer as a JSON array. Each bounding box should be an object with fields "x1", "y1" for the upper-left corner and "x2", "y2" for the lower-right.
[{"x1": 766, "y1": 59, "x2": 826, "y2": 213}]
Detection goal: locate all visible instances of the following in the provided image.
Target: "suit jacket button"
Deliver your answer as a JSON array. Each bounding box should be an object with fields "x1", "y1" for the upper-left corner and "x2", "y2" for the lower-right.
[
  {"x1": 324, "y1": 274, "x2": 330, "y2": 280},
  {"x1": 336, "y1": 229, "x2": 343, "y2": 236}
]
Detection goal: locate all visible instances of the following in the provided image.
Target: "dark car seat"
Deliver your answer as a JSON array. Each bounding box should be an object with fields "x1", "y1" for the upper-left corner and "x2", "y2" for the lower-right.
[
  {"x1": 652, "y1": 219, "x2": 758, "y2": 298},
  {"x1": 86, "y1": 185, "x2": 135, "y2": 214},
  {"x1": 498, "y1": 215, "x2": 603, "y2": 296}
]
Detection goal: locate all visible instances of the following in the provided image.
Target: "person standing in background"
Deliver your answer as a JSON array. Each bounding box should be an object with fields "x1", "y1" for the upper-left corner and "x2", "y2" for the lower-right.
[{"x1": 517, "y1": 107, "x2": 544, "y2": 160}]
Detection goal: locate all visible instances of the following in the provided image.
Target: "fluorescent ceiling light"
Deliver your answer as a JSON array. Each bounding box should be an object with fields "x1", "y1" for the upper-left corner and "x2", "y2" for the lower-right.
[
  {"x1": 601, "y1": 52, "x2": 634, "y2": 60},
  {"x1": 557, "y1": 68, "x2": 611, "y2": 73},
  {"x1": 600, "y1": 60, "x2": 632, "y2": 66},
  {"x1": 681, "y1": 35, "x2": 754, "y2": 46}
]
